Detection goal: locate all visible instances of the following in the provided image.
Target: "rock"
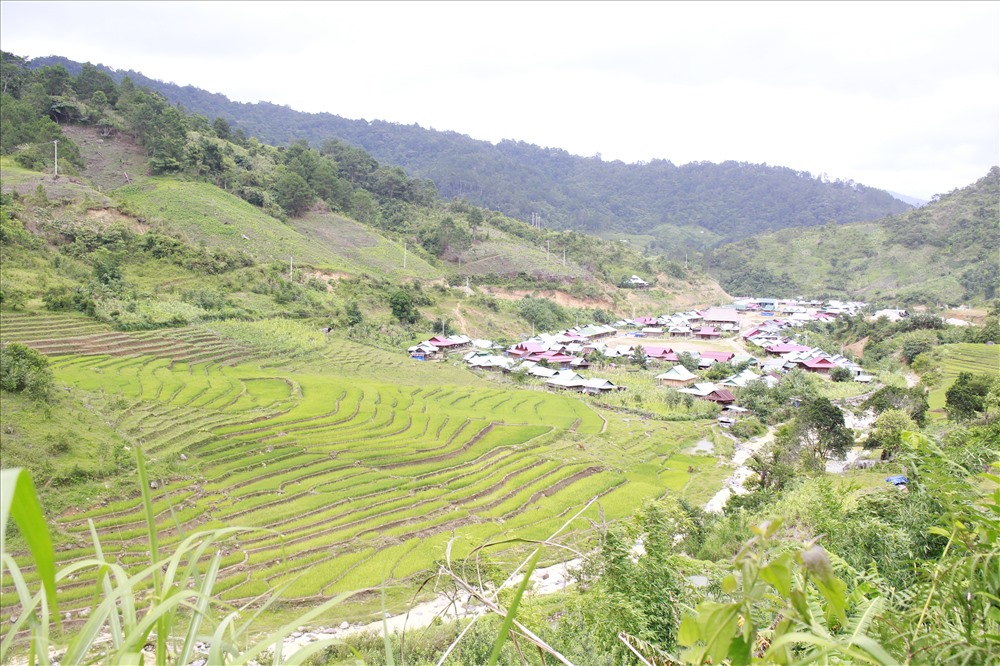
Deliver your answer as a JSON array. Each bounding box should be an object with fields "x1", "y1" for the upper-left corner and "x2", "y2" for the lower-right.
[
  {"x1": 289, "y1": 631, "x2": 302, "y2": 639},
  {"x1": 180, "y1": 454, "x2": 188, "y2": 461},
  {"x1": 340, "y1": 621, "x2": 350, "y2": 630},
  {"x1": 688, "y1": 575, "x2": 710, "y2": 588},
  {"x1": 149, "y1": 481, "x2": 159, "y2": 490},
  {"x1": 78, "y1": 608, "x2": 90, "y2": 618}
]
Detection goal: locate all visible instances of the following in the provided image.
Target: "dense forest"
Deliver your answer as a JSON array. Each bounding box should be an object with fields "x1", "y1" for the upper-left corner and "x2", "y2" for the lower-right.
[{"x1": 26, "y1": 56, "x2": 912, "y2": 251}]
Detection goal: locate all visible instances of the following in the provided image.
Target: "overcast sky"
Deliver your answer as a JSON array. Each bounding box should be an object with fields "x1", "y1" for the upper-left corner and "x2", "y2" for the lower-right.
[{"x1": 2, "y1": 1, "x2": 997, "y2": 200}]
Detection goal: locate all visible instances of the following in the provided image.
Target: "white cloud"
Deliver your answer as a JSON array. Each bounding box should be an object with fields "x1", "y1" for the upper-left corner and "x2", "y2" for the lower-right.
[{"x1": 1, "y1": 0, "x2": 996, "y2": 200}]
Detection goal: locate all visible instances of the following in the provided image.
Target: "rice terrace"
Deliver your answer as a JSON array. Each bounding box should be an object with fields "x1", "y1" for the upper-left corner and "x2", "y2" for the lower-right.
[
  {"x1": 0, "y1": 312, "x2": 717, "y2": 628},
  {"x1": 1, "y1": 27, "x2": 998, "y2": 664}
]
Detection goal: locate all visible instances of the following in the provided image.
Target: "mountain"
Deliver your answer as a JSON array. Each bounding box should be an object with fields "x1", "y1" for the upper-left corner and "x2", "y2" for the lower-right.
[
  {"x1": 27, "y1": 56, "x2": 912, "y2": 251},
  {"x1": 706, "y1": 167, "x2": 1000, "y2": 305},
  {"x1": 887, "y1": 190, "x2": 928, "y2": 207}
]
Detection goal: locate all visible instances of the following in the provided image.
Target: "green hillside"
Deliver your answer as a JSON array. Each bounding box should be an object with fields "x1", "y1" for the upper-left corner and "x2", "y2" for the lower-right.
[
  {"x1": 707, "y1": 167, "x2": 1000, "y2": 304},
  {"x1": 2, "y1": 51, "x2": 998, "y2": 666},
  {"x1": 27, "y1": 55, "x2": 913, "y2": 249}
]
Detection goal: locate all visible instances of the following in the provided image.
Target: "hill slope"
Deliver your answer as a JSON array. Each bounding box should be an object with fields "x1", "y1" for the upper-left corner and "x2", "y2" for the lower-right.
[
  {"x1": 29, "y1": 56, "x2": 912, "y2": 250},
  {"x1": 706, "y1": 167, "x2": 1000, "y2": 304}
]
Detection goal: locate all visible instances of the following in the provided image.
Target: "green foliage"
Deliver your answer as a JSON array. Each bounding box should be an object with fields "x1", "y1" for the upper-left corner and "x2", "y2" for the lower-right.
[
  {"x1": 864, "y1": 408, "x2": 916, "y2": 456},
  {"x1": 679, "y1": 518, "x2": 895, "y2": 665},
  {"x1": 783, "y1": 396, "x2": 854, "y2": 463},
  {"x1": 516, "y1": 295, "x2": 567, "y2": 333},
  {"x1": 830, "y1": 365, "x2": 853, "y2": 382},
  {"x1": 389, "y1": 289, "x2": 419, "y2": 324},
  {"x1": 562, "y1": 499, "x2": 686, "y2": 660},
  {"x1": 710, "y1": 168, "x2": 999, "y2": 304},
  {"x1": 945, "y1": 371, "x2": 998, "y2": 421},
  {"x1": 861, "y1": 384, "x2": 929, "y2": 426},
  {"x1": 730, "y1": 416, "x2": 767, "y2": 440},
  {"x1": 94, "y1": 62, "x2": 911, "y2": 249},
  {"x1": 273, "y1": 168, "x2": 314, "y2": 217},
  {"x1": 344, "y1": 299, "x2": 363, "y2": 326},
  {"x1": 0, "y1": 459, "x2": 357, "y2": 664},
  {"x1": 631, "y1": 344, "x2": 648, "y2": 369},
  {"x1": 0, "y1": 342, "x2": 54, "y2": 400},
  {"x1": 896, "y1": 329, "x2": 939, "y2": 364}
]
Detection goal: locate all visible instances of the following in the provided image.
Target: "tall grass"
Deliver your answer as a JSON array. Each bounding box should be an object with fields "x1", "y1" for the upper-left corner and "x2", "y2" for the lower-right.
[{"x1": 0, "y1": 455, "x2": 360, "y2": 665}]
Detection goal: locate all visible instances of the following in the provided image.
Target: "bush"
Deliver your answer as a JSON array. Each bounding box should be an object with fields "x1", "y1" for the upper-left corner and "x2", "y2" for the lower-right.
[
  {"x1": 830, "y1": 366, "x2": 853, "y2": 382},
  {"x1": 730, "y1": 416, "x2": 767, "y2": 440},
  {"x1": 0, "y1": 342, "x2": 54, "y2": 400}
]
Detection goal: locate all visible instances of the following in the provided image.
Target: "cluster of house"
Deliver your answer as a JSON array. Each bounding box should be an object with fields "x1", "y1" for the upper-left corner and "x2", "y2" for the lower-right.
[
  {"x1": 743, "y1": 319, "x2": 873, "y2": 382},
  {"x1": 731, "y1": 298, "x2": 869, "y2": 318},
  {"x1": 615, "y1": 307, "x2": 742, "y2": 338},
  {"x1": 406, "y1": 298, "x2": 880, "y2": 401}
]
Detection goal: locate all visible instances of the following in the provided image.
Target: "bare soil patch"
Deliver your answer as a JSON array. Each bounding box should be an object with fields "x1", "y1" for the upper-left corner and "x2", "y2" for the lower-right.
[{"x1": 480, "y1": 287, "x2": 613, "y2": 309}]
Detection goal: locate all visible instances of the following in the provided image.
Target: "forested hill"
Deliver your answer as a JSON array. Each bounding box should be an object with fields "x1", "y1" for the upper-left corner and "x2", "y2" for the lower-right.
[
  {"x1": 707, "y1": 166, "x2": 1000, "y2": 305},
  {"x1": 29, "y1": 56, "x2": 911, "y2": 250}
]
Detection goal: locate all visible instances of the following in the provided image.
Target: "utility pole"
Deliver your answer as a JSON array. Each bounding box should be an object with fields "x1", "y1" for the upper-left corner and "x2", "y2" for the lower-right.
[
  {"x1": 289, "y1": 256, "x2": 293, "y2": 280},
  {"x1": 52, "y1": 140, "x2": 58, "y2": 177}
]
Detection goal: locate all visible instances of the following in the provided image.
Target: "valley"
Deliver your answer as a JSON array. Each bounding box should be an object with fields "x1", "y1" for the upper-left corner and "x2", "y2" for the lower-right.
[{"x1": 0, "y1": 52, "x2": 997, "y2": 665}]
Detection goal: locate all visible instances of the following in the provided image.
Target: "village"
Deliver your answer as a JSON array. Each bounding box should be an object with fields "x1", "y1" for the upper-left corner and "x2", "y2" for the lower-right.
[{"x1": 402, "y1": 296, "x2": 930, "y2": 425}]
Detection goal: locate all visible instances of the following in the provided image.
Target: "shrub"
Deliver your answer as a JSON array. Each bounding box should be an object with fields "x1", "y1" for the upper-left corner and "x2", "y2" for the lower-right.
[
  {"x1": 0, "y1": 342, "x2": 54, "y2": 400},
  {"x1": 829, "y1": 366, "x2": 853, "y2": 382},
  {"x1": 730, "y1": 416, "x2": 767, "y2": 440}
]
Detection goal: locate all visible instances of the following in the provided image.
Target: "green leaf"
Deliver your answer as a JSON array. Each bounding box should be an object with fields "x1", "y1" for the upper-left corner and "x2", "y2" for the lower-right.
[
  {"x1": 728, "y1": 634, "x2": 752, "y2": 666},
  {"x1": 0, "y1": 468, "x2": 59, "y2": 628},
  {"x1": 722, "y1": 574, "x2": 738, "y2": 594},
  {"x1": 760, "y1": 554, "x2": 793, "y2": 598},
  {"x1": 704, "y1": 604, "x2": 741, "y2": 665},
  {"x1": 678, "y1": 613, "x2": 701, "y2": 647},
  {"x1": 487, "y1": 547, "x2": 542, "y2": 666}
]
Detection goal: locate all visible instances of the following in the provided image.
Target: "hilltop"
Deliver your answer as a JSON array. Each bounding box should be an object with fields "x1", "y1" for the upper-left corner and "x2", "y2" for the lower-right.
[
  {"x1": 27, "y1": 55, "x2": 912, "y2": 252},
  {"x1": 707, "y1": 166, "x2": 1000, "y2": 305}
]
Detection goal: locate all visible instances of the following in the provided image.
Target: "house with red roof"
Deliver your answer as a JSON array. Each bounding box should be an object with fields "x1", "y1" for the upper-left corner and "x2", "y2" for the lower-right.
[
  {"x1": 765, "y1": 342, "x2": 812, "y2": 355},
  {"x1": 798, "y1": 356, "x2": 838, "y2": 374},
  {"x1": 700, "y1": 350, "x2": 735, "y2": 363}
]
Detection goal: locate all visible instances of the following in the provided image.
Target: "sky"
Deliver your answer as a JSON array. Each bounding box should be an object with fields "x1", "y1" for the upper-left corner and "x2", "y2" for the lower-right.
[{"x1": 2, "y1": 1, "x2": 998, "y2": 201}]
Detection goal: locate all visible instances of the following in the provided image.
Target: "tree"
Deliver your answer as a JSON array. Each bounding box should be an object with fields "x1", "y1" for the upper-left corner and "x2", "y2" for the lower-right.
[
  {"x1": 675, "y1": 351, "x2": 699, "y2": 372},
  {"x1": 631, "y1": 345, "x2": 648, "y2": 369},
  {"x1": 344, "y1": 300, "x2": 363, "y2": 327},
  {"x1": 389, "y1": 290, "x2": 419, "y2": 324},
  {"x1": 861, "y1": 384, "x2": 929, "y2": 425},
  {"x1": 273, "y1": 169, "x2": 314, "y2": 217},
  {"x1": 945, "y1": 372, "x2": 996, "y2": 421},
  {"x1": 865, "y1": 408, "x2": 916, "y2": 457},
  {"x1": 829, "y1": 365, "x2": 853, "y2": 382},
  {"x1": 211, "y1": 116, "x2": 231, "y2": 141},
  {"x1": 897, "y1": 329, "x2": 938, "y2": 363},
  {"x1": 0, "y1": 342, "x2": 54, "y2": 400},
  {"x1": 796, "y1": 397, "x2": 853, "y2": 461}
]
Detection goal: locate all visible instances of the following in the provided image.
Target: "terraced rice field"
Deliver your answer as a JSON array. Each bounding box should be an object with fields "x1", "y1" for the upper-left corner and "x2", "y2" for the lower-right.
[
  {"x1": 927, "y1": 343, "x2": 1000, "y2": 417},
  {"x1": 0, "y1": 312, "x2": 260, "y2": 366},
  {"x1": 1, "y1": 312, "x2": 716, "y2": 628}
]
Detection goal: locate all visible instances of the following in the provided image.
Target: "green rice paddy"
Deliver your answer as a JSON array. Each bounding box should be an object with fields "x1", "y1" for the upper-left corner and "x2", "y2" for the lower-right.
[{"x1": 0, "y1": 311, "x2": 727, "y2": 623}]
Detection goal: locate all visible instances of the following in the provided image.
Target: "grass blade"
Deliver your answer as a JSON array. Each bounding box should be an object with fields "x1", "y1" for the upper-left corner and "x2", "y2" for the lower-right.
[
  {"x1": 0, "y1": 468, "x2": 59, "y2": 628},
  {"x1": 486, "y1": 547, "x2": 541, "y2": 666}
]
